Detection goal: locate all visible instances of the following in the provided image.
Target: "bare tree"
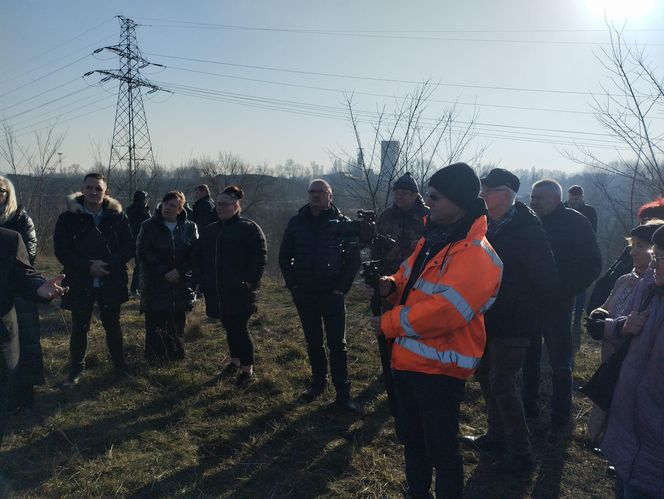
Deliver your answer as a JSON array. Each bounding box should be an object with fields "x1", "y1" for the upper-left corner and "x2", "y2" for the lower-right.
[{"x1": 338, "y1": 81, "x2": 484, "y2": 211}]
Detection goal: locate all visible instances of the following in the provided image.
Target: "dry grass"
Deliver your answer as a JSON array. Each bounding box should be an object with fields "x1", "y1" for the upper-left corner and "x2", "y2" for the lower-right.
[{"x1": 0, "y1": 259, "x2": 615, "y2": 498}]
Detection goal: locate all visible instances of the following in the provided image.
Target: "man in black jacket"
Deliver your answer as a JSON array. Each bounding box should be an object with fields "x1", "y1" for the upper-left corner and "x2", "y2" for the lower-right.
[
  {"x1": 53, "y1": 173, "x2": 134, "y2": 386},
  {"x1": 190, "y1": 184, "x2": 216, "y2": 230},
  {"x1": 1, "y1": 228, "x2": 67, "y2": 445},
  {"x1": 125, "y1": 190, "x2": 151, "y2": 295},
  {"x1": 462, "y1": 169, "x2": 559, "y2": 470},
  {"x1": 279, "y1": 179, "x2": 361, "y2": 411},
  {"x1": 523, "y1": 179, "x2": 601, "y2": 439}
]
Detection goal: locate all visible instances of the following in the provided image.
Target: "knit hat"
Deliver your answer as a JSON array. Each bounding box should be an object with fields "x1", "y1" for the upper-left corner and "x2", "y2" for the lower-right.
[
  {"x1": 631, "y1": 221, "x2": 664, "y2": 244},
  {"x1": 652, "y1": 224, "x2": 664, "y2": 247},
  {"x1": 393, "y1": 172, "x2": 418, "y2": 193},
  {"x1": 428, "y1": 162, "x2": 480, "y2": 211},
  {"x1": 481, "y1": 168, "x2": 520, "y2": 193}
]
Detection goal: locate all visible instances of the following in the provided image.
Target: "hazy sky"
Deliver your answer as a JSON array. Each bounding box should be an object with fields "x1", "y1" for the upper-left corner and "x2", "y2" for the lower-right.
[{"x1": 1, "y1": 0, "x2": 663, "y2": 175}]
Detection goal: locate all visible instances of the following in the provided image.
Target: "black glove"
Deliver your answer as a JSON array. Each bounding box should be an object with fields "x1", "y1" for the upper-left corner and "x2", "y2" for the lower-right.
[{"x1": 584, "y1": 308, "x2": 609, "y2": 340}]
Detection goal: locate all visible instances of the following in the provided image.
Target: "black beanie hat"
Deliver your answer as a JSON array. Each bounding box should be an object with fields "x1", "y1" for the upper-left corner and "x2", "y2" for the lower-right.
[
  {"x1": 630, "y1": 221, "x2": 664, "y2": 244},
  {"x1": 428, "y1": 162, "x2": 480, "y2": 211},
  {"x1": 393, "y1": 172, "x2": 419, "y2": 193},
  {"x1": 652, "y1": 224, "x2": 664, "y2": 247}
]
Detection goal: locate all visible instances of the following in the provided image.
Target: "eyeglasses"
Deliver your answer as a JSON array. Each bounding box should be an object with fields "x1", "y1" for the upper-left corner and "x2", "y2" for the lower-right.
[
  {"x1": 650, "y1": 254, "x2": 664, "y2": 268},
  {"x1": 480, "y1": 187, "x2": 509, "y2": 196},
  {"x1": 0, "y1": 188, "x2": 7, "y2": 194},
  {"x1": 308, "y1": 189, "x2": 329, "y2": 195}
]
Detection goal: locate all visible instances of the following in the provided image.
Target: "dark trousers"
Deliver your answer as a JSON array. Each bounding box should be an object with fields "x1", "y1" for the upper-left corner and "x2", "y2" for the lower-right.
[
  {"x1": 69, "y1": 290, "x2": 125, "y2": 374},
  {"x1": 144, "y1": 309, "x2": 186, "y2": 362},
  {"x1": 522, "y1": 301, "x2": 574, "y2": 427},
  {"x1": 394, "y1": 370, "x2": 465, "y2": 499},
  {"x1": 221, "y1": 311, "x2": 254, "y2": 366},
  {"x1": 292, "y1": 290, "x2": 349, "y2": 394},
  {"x1": 130, "y1": 261, "x2": 140, "y2": 293},
  {"x1": 475, "y1": 337, "x2": 531, "y2": 456},
  {"x1": 0, "y1": 377, "x2": 7, "y2": 448},
  {"x1": 572, "y1": 289, "x2": 586, "y2": 352}
]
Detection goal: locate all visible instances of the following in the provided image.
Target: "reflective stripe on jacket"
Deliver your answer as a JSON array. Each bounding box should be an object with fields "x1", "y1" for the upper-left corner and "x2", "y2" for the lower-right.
[{"x1": 380, "y1": 215, "x2": 502, "y2": 380}]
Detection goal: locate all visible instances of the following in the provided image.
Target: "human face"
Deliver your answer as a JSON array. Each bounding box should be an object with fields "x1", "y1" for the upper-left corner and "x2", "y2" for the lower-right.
[
  {"x1": 630, "y1": 237, "x2": 653, "y2": 275},
  {"x1": 426, "y1": 187, "x2": 464, "y2": 224},
  {"x1": 161, "y1": 197, "x2": 184, "y2": 222},
  {"x1": 530, "y1": 186, "x2": 560, "y2": 217},
  {"x1": 393, "y1": 189, "x2": 417, "y2": 212},
  {"x1": 82, "y1": 177, "x2": 107, "y2": 208},
  {"x1": 216, "y1": 193, "x2": 239, "y2": 221},
  {"x1": 650, "y1": 246, "x2": 664, "y2": 286},
  {"x1": 480, "y1": 185, "x2": 511, "y2": 214},
  {"x1": 567, "y1": 193, "x2": 583, "y2": 209},
  {"x1": 194, "y1": 188, "x2": 207, "y2": 201},
  {"x1": 308, "y1": 181, "x2": 332, "y2": 213},
  {"x1": 0, "y1": 181, "x2": 8, "y2": 206}
]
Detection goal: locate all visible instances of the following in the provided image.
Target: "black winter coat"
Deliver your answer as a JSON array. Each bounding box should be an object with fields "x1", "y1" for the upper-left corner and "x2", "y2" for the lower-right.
[
  {"x1": 564, "y1": 201, "x2": 598, "y2": 233},
  {"x1": 125, "y1": 201, "x2": 151, "y2": 241},
  {"x1": 2, "y1": 208, "x2": 37, "y2": 264},
  {"x1": 484, "y1": 202, "x2": 560, "y2": 339},
  {"x1": 0, "y1": 228, "x2": 45, "y2": 381},
  {"x1": 136, "y1": 207, "x2": 198, "y2": 312},
  {"x1": 195, "y1": 213, "x2": 267, "y2": 317},
  {"x1": 1, "y1": 208, "x2": 43, "y2": 385},
  {"x1": 279, "y1": 204, "x2": 361, "y2": 293},
  {"x1": 540, "y1": 202, "x2": 602, "y2": 300},
  {"x1": 53, "y1": 194, "x2": 134, "y2": 309},
  {"x1": 191, "y1": 195, "x2": 217, "y2": 230}
]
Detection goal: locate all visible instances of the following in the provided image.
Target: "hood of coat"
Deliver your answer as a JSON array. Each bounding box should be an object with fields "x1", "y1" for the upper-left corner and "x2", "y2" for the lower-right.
[{"x1": 66, "y1": 192, "x2": 123, "y2": 215}]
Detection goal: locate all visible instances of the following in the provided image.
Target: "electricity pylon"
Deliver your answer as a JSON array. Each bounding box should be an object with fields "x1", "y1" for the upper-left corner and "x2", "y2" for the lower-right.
[{"x1": 86, "y1": 16, "x2": 167, "y2": 197}]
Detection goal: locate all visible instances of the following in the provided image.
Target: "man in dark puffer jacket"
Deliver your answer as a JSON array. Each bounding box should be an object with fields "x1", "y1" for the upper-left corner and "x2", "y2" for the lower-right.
[
  {"x1": 462, "y1": 169, "x2": 559, "y2": 471},
  {"x1": 53, "y1": 173, "x2": 134, "y2": 387},
  {"x1": 279, "y1": 179, "x2": 361, "y2": 411}
]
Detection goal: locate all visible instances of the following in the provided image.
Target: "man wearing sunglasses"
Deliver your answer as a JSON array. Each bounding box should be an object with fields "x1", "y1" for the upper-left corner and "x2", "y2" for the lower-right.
[
  {"x1": 279, "y1": 179, "x2": 361, "y2": 411},
  {"x1": 374, "y1": 162, "x2": 502, "y2": 498}
]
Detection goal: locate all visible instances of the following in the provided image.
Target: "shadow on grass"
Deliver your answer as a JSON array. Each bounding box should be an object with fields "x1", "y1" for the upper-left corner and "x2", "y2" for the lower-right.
[{"x1": 126, "y1": 378, "x2": 394, "y2": 498}]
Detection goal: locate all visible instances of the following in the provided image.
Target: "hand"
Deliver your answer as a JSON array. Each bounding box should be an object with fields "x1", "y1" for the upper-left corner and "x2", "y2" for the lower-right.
[
  {"x1": 622, "y1": 309, "x2": 649, "y2": 336},
  {"x1": 89, "y1": 260, "x2": 109, "y2": 277},
  {"x1": 378, "y1": 276, "x2": 393, "y2": 298},
  {"x1": 37, "y1": 274, "x2": 68, "y2": 300},
  {"x1": 164, "y1": 269, "x2": 180, "y2": 283},
  {"x1": 371, "y1": 316, "x2": 383, "y2": 337}
]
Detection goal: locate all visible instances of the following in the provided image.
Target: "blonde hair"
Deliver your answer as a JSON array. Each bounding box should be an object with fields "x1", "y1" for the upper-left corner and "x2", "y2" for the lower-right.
[{"x1": 0, "y1": 176, "x2": 18, "y2": 225}]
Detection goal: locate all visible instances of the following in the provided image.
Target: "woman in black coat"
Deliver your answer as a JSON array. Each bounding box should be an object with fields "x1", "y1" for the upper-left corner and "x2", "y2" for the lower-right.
[
  {"x1": 136, "y1": 191, "x2": 198, "y2": 363},
  {"x1": 195, "y1": 185, "x2": 267, "y2": 386},
  {"x1": 0, "y1": 176, "x2": 44, "y2": 410}
]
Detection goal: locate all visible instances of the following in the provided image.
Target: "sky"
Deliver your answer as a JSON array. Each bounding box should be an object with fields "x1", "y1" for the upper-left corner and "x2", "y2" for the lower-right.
[{"x1": 1, "y1": 0, "x2": 664, "y2": 175}]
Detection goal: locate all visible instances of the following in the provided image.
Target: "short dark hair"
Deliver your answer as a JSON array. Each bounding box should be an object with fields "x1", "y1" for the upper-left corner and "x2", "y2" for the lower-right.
[
  {"x1": 84, "y1": 172, "x2": 107, "y2": 183},
  {"x1": 568, "y1": 185, "x2": 584, "y2": 196},
  {"x1": 222, "y1": 185, "x2": 243, "y2": 200},
  {"x1": 195, "y1": 184, "x2": 210, "y2": 194},
  {"x1": 162, "y1": 190, "x2": 185, "y2": 204}
]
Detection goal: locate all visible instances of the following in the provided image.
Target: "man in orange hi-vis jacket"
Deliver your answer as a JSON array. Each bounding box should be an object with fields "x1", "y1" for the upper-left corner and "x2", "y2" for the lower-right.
[{"x1": 374, "y1": 162, "x2": 502, "y2": 499}]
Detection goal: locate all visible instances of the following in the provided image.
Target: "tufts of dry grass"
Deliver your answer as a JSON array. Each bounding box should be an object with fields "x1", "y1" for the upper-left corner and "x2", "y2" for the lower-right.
[{"x1": 0, "y1": 259, "x2": 615, "y2": 497}]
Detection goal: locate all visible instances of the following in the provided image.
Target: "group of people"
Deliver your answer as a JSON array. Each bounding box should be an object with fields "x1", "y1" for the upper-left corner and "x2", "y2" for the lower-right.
[{"x1": 1, "y1": 164, "x2": 663, "y2": 498}]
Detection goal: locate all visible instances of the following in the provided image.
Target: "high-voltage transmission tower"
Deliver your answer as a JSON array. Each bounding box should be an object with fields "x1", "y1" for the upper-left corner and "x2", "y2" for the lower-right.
[{"x1": 85, "y1": 16, "x2": 167, "y2": 197}]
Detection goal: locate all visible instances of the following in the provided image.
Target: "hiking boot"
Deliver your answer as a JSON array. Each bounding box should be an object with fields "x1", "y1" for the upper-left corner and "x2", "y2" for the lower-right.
[
  {"x1": 334, "y1": 394, "x2": 358, "y2": 412},
  {"x1": 461, "y1": 434, "x2": 506, "y2": 452},
  {"x1": 300, "y1": 384, "x2": 326, "y2": 402},
  {"x1": 62, "y1": 370, "x2": 82, "y2": 388},
  {"x1": 236, "y1": 371, "x2": 255, "y2": 388},
  {"x1": 219, "y1": 362, "x2": 240, "y2": 378},
  {"x1": 495, "y1": 453, "x2": 535, "y2": 473}
]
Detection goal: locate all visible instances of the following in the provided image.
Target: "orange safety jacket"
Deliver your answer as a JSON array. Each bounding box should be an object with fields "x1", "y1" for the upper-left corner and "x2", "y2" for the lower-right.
[{"x1": 380, "y1": 215, "x2": 503, "y2": 380}]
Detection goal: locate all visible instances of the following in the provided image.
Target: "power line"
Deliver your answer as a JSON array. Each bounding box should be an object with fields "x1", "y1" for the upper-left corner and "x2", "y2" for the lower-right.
[
  {"x1": 2, "y1": 85, "x2": 93, "y2": 121},
  {"x1": 0, "y1": 77, "x2": 86, "y2": 113},
  {"x1": 145, "y1": 52, "x2": 622, "y2": 97}
]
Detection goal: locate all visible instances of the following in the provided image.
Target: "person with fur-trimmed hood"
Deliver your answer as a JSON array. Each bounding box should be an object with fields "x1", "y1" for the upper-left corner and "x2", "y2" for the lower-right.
[{"x1": 53, "y1": 173, "x2": 134, "y2": 387}]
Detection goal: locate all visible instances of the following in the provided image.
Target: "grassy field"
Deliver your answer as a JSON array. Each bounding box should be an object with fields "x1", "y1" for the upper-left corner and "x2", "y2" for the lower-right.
[{"x1": 0, "y1": 259, "x2": 616, "y2": 498}]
